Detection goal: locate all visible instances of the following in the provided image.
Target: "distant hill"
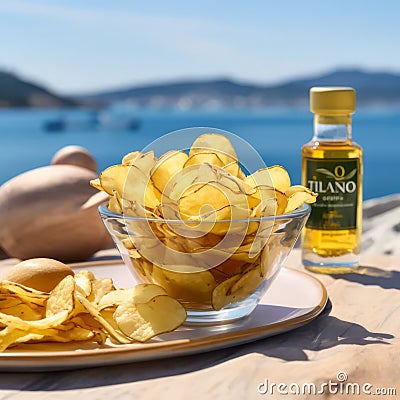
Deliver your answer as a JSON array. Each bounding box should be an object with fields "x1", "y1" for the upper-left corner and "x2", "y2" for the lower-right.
[
  {"x1": 2, "y1": 68, "x2": 400, "y2": 108},
  {"x1": 78, "y1": 68, "x2": 400, "y2": 108},
  {"x1": 0, "y1": 71, "x2": 75, "y2": 108}
]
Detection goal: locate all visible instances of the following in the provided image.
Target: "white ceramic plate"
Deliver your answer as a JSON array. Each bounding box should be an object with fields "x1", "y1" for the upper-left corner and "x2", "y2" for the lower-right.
[{"x1": 0, "y1": 261, "x2": 327, "y2": 371}]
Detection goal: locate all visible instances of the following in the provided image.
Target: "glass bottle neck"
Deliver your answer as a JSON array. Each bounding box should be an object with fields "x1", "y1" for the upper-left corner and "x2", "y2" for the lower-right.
[{"x1": 313, "y1": 115, "x2": 352, "y2": 142}]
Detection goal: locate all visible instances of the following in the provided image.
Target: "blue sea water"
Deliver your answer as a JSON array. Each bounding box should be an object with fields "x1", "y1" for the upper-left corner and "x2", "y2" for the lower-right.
[{"x1": 0, "y1": 107, "x2": 399, "y2": 200}]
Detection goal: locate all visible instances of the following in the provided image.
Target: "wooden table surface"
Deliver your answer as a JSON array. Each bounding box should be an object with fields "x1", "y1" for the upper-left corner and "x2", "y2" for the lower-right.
[{"x1": 0, "y1": 249, "x2": 398, "y2": 400}]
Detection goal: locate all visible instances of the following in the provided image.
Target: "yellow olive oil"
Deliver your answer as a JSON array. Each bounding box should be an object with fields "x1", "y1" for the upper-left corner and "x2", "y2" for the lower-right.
[{"x1": 301, "y1": 88, "x2": 363, "y2": 273}]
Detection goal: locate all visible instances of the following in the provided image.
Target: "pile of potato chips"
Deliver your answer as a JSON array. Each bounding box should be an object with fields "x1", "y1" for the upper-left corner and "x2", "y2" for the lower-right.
[
  {"x1": 92, "y1": 133, "x2": 317, "y2": 311},
  {"x1": 0, "y1": 271, "x2": 186, "y2": 351}
]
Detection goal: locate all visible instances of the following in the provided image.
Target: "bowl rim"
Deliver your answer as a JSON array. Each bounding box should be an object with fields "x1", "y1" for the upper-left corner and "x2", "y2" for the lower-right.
[{"x1": 98, "y1": 202, "x2": 311, "y2": 223}]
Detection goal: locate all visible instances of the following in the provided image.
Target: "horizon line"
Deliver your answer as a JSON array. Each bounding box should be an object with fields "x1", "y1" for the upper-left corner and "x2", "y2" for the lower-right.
[{"x1": 2, "y1": 64, "x2": 400, "y2": 97}]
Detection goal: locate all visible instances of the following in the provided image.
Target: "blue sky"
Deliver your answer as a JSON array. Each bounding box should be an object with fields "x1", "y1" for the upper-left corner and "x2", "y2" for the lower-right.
[{"x1": 1, "y1": 0, "x2": 400, "y2": 94}]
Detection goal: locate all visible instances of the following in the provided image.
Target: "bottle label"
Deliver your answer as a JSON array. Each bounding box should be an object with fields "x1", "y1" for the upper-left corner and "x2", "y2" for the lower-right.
[{"x1": 304, "y1": 158, "x2": 359, "y2": 230}]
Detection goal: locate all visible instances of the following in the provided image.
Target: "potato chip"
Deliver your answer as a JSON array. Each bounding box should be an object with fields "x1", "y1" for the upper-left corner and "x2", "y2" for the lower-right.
[
  {"x1": 221, "y1": 161, "x2": 246, "y2": 179},
  {"x1": 211, "y1": 262, "x2": 263, "y2": 311},
  {"x1": 260, "y1": 232, "x2": 285, "y2": 277},
  {"x1": 99, "y1": 309, "x2": 120, "y2": 332},
  {"x1": 96, "y1": 152, "x2": 161, "y2": 211},
  {"x1": 244, "y1": 168, "x2": 273, "y2": 189},
  {"x1": 247, "y1": 225, "x2": 274, "y2": 259},
  {"x1": 98, "y1": 284, "x2": 167, "y2": 310},
  {"x1": 74, "y1": 291, "x2": 131, "y2": 344},
  {"x1": 151, "y1": 150, "x2": 188, "y2": 193},
  {"x1": 230, "y1": 263, "x2": 263, "y2": 297},
  {"x1": 131, "y1": 257, "x2": 154, "y2": 281},
  {"x1": 0, "y1": 281, "x2": 48, "y2": 306},
  {"x1": 53, "y1": 326, "x2": 96, "y2": 342},
  {"x1": 211, "y1": 274, "x2": 242, "y2": 311},
  {"x1": 251, "y1": 197, "x2": 276, "y2": 218},
  {"x1": 0, "y1": 296, "x2": 25, "y2": 308},
  {"x1": 170, "y1": 164, "x2": 253, "y2": 221},
  {"x1": 114, "y1": 295, "x2": 186, "y2": 342},
  {"x1": 97, "y1": 289, "x2": 134, "y2": 311},
  {"x1": 1, "y1": 303, "x2": 43, "y2": 321},
  {"x1": 123, "y1": 171, "x2": 160, "y2": 211},
  {"x1": 87, "y1": 277, "x2": 115, "y2": 305},
  {"x1": 244, "y1": 167, "x2": 291, "y2": 211},
  {"x1": 184, "y1": 152, "x2": 225, "y2": 169},
  {"x1": 151, "y1": 264, "x2": 216, "y2": 305},
  {"x1": 267, "y1": 166, "x2": 291, "y2": 193},
  {"x1": 74, "y1": 270, "x2": 94, "y2": 298},
  {"x1": 179, "y1": 184, "x2": 249, "y2": 221},
  {"x1": 70, "y1": 314, "x2": 98, "y2": 329},
  {"x1": 122, "y1": 151, "x2": 141, "y2": 165},
  {"x1": 129, "y1": 151, "x2": 157, "y2": 176},
  {"x1": 212, "y1": 257, "x2": 248, "y2": 277},
  {"x1": 0, "y1": 326, "x2": 42, "y2": 352},
  {"x1": 161, "y1": 163, "x2": 207, "y2": 203},
  {"x1": 46, "y1": 275, "x2": 75, "y2": 318},
  {"x1": 122, "y1": 199, "x2": 156, "y2": 219},
  {"x1": 98, "y1": 164, "x2": 130, "y2": 197},
  {"x1": 285, "y1": 185, "x2": 317, "y2": 213},
  {"x1": 0, "y1": 309, "x2": 70, "y2": 331},
  {"x1": 122, "y1": 151, "x2": 156, "y2": 198},
  {"x1": 89, "y1": 178, "x2": 103, "y2": 191},
  {"x1": 0, "y1": 325, "x2": 102, "y2": 351},
  {"x1": 69, "y1": 315, "x2": 108, "y2": 344},
  {"x1": 189, "y1": 133, "x2": 237, "y2": 165},
  {"x1": 275, "y1": 190, "x2": 288, "y2": 215},
  {"x1": 108, "y1": 190, "x2": 123, "y2": 214}
]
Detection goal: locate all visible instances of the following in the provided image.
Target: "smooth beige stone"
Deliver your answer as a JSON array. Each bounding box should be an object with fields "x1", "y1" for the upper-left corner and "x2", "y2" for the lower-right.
[
  {"x1": 0, "y1": 165, "x2": 112, "y2": 262},
  {"x1": 4, "y1": 258, "x2": 74, "y2": 292},
  {"x1": 51, "y1": 145, "x2": 97, "y2": 172}
]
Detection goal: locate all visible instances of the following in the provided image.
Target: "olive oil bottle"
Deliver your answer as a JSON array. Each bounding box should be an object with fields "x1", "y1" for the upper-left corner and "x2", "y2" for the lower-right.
[{"x1": 302, "y1": 87, "x2": 363, "y2": 273}]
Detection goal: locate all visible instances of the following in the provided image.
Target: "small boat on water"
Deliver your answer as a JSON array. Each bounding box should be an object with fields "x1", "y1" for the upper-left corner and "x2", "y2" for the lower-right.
[
  {"x1": 43, "y1": 109, "x2": 141, "y2": 133},
  {"x1": 43, "y1": 119, "x2": 67, "y2": 132}
]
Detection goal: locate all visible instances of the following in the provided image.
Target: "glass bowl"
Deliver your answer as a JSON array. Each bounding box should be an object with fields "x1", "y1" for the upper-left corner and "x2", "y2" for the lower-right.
[{"x1": 99, "y1": 202, "x2": 310, "y2": 324}]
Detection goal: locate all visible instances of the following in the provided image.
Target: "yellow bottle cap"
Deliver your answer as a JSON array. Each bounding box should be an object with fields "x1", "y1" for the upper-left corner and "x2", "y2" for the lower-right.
[{"x1": 310, "y1": 87, "x2": 356, "y2": 124}]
